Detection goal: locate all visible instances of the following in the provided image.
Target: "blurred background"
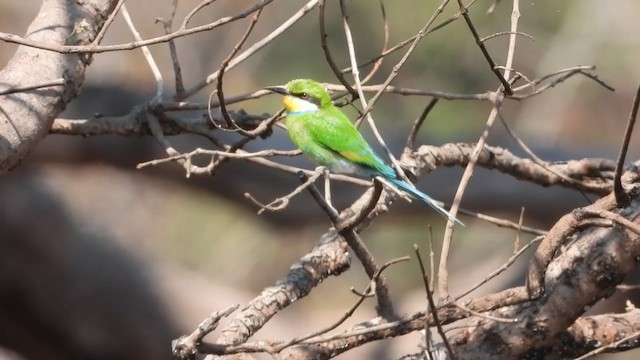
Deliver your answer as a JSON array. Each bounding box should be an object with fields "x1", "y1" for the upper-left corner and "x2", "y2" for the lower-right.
[{"x1": 1, "y1": 0, "x2": 640, "y2": 359}]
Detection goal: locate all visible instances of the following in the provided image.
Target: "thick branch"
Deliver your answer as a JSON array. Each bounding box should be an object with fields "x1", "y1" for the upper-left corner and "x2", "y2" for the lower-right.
[
  {"x1": 0, "y1": 0, "x2": 119, "y2": 173},
  {"x1": 51, "y1": 110, "x2": 270, "y2": 137},
  {"x1": 197, "y1": 172, "x2": 640, "y2": 359},
  {"x1": 214, "y1": 231, "x2": 350, "y2": 346},
  {"x1": 555, "y1": 310, "x2": 640, "y2": 358},
  {"x1": 450, "y1": 172, "x2": 640, "y2": 359},
  {"x1": 51, "y1": 112, "x2": 616, "y2": 196},
  {"x1": 400, "y1": 310, "x2": 640, "y2": 360},
  {"x1": 411, "y1": 143, "x2": 615, "y2": 195}
]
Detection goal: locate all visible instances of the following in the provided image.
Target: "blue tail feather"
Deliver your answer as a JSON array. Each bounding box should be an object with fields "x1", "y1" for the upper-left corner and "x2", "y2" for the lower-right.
[{"x1": 385, "y1": 177, "x2": 464, "y2": 226}]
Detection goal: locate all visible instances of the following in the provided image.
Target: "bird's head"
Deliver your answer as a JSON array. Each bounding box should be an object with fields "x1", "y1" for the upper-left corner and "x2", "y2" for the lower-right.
[{"x1": 264, "y1": 79, "x2": 332, "y2": 115}]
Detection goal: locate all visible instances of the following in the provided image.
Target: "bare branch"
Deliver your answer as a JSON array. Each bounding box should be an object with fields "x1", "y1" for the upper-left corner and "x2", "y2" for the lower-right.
[
  {"x1": 353, "y1": 0, "x2": 455, "y2": 129},
  {"x1": 453, "y1": 173, "x2": 640, "y2": 359},
  {"x1": 0, "y1": 1, "x2": 272, "y2": 55},
  {"x1": 414, "y1": 245, "x2": 456, "y2": 359},
  {"x1": 412, "y1": 143, "x2": 614, "y2": 194},
  {"x1": 339, "y1": 0, "x2": 411, "y2": 183},
  {"x1": 301, "y1": 173, "x2": 397, "y2": 319},
  {"x1": 318, "y1": 0, "x2": 357, "y2": 98},
  {"x1": 455, "y1": 0, "x2": 513, "y2": 94},
  {"x1": 613, "y1": 83, "x2": 640, "y2": 207},
  {"x1": 340, "y1": 0, "x2": 482, "y2": 75},
  {"x1": 216, "y1": 7, "x2": 263, "y2": 131},
  {"x1": 360, "y1": 0, "x2": 389, "y2": 85},
  {"x1": 155, "y1": 0, "x2": 185, "y2": 96},
  {"x1": 178, "y1": 0, "x2": 320, "y2": 100},
  {"x1": 214, "y1": 231, "x2": 350, "y2": 346},
  {"x1": 0, "y1": 0, "x2": 120, "y2": 173},
  {"x1": 0, "y1": 78, "x2": 66, "y2": 96},
  {"x1": 439, "y1": 0, "x2": 521, "y2": 300},
  {"x1": 406, "y1": 98, "x2": 439, "y2": 149},
  {"x1": 92, "y1": 0, "x2": 126, "y2": 45},
  {"x1": 173, "y1": 305, "x2": 239, "y2": 360}
]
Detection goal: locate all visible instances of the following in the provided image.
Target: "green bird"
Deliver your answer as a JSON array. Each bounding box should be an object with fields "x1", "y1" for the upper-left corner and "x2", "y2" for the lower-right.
[{"x1": 265, "y1": 79, "x2": 462, "y2": 225}]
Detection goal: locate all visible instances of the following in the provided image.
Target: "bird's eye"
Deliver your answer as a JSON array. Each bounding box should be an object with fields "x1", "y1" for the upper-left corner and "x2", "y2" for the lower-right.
[{"x1": 300, "y1": 93, "x2": 309, "y2": 100}]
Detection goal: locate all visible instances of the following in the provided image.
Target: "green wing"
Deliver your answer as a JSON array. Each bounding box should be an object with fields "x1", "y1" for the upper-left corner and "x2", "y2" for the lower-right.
[{"x1": 305, "y1": 106, "x2": 394, "y2": 177}]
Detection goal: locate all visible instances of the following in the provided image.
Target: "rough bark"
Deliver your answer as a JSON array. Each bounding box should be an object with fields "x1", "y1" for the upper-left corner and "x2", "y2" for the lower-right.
[
  {"x1": 450, "y1": 176, "x2": 640, "y2": 359},
  {"x1": 0, "y1": 0, "x2": 119, "y2": 172}
]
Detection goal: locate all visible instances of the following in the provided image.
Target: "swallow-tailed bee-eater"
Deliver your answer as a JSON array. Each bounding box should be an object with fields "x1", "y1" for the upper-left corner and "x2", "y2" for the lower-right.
[{"x1": 265, "y1": 79, "x2": 462, "y2": 226}]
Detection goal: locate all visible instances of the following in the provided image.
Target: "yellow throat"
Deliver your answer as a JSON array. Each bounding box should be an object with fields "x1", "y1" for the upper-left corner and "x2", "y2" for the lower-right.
[{"x1": 282, "y1": 95, "x2": 319, "y2": 114}]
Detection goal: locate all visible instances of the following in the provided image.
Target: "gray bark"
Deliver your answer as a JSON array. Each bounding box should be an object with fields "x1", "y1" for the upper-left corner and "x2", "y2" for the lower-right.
[{"x1": 0, "y1": 0, "x2": 119, "y2": 172}]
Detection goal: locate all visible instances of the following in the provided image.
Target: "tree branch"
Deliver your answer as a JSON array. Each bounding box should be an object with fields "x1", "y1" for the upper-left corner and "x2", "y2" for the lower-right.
[
  {"x1": 213, "y1": 231, "x2": 350, "y2": 347},
  {"x1": 0, "y1": 0, "x2": 119, "y2": 173},
  {"x1": 451, "y1": 170, "x2": 640, "y2": 359},
  {"x1": 411, "y1": 143, "x2": 615, "y2": 195}
]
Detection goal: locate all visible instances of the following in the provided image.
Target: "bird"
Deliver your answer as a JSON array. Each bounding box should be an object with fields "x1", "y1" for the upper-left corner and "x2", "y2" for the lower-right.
[{"x1": 264, "y1": 79, "x2": 463, "y2": 226}]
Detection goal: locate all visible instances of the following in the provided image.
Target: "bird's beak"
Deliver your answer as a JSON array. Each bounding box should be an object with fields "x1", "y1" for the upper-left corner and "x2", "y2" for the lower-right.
[{"x1": 263, "y1": 86, "x2": 289, "y2": 95}]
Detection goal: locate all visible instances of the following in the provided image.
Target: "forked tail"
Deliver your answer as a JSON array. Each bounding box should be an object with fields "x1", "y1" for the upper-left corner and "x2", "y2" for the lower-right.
[{"x1": 385, "y1": 177, "x2": 464, "y2": 226}]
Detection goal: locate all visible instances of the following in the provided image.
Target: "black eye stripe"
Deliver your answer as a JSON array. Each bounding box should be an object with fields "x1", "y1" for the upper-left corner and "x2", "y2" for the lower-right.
[{"x1": 292, "y1": 92, "x2": 321, "y2": 105}]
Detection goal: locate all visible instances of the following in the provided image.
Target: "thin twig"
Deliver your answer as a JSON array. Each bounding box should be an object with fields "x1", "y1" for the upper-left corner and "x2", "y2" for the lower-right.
[
  {"x1": 346, "y1": 0, "x2": 454, "y2": 186},
  {"x1": 301, "y1": 173, "x2": 397, "y2": 319},
  {"x1": 574, "y1": 331, "x2": 640, "y2": 360},
  {"x1": 137, "y1": 148, "x2": 299, "y2": 169},
  {"x1": 340, "y1": 0, "x2": 481, "y2": 75},
  {"x1": 156, "y1": 0, "x2": 185, "y2": 96},
  {"x1": 122, "y1": 5, "x2": 164, "y2": 101},
  {"x1": 0, "y1": 78, "x2": 66, "y2": 96},
  {"x1": 339, "y1": 0, "x2": 411, "y2": 183},
  {"x1": 325, "y1": 83, "x2": 492, "y2": 101},
  {"x1": 511, "y1": 67, "x2": 614, "y2": 99},
  {"x1": 246, "y1": 167, "x2": 324, "y2": 214},
  {"x1": 352, "y1": 0, "x2": 454, "y2": 129},
  {"x1": 423, "y1": 231, "x2": 435, "y2": 357},
  {"x1": 439, "y1": 104, "x2": 504, "y2": 300},
  {"x1": 216, "y1": 7, "x2": 263, "y2": 130},
  {"x1": 124, "y1": 5, "x2": 222, "y2": 177},
  {"x1": 268, "y1": 257, "x2": 409, "y2": 353},
  {"x1": 428, "y1": 227, "x2": 436, "y2": 290},
  {"x1": 451, "y1": 302, "x2": 517, "y2": 323},
  {"x1": 319, "y1": 0, "x2": 356, "y2": 97},
  {"x1": 406, "y1": 98, "x2": 439, "y2": 149},
  {"x1": 580, "y1": 209, "x2": 640, "y2": 235},
  {"x1": 360, "y1": 0, "x2": 389, "y2": 85},
  {"x1": 514, "y1": 207, "x2": 524, "y2": 252},
  {"x1": 455, "y1": 205, "x2": 546, "y2": 236},
  {"x1": 0, "y1": 1, "x2": 272, "y2": 55},
  {"x1": 178, "y1": 0, "x2": 319, "y2": 100},
  {"x1": 438, "y1": 0, "x2": 521, "y2": 301},
  {"x1": 511, "y1": 66, "x2": 594, "y2": 92},
  {"x1": 494, "y1": 66, "x2": 533, "y2": 90},
  {"x1": 455, "y1": 236, "x2": 542, "y2": 301},
  {"x1": 172, "y1": 305, "x2": 239, "y2": 359},
  {"x1": 480, "y1": 30, "x2": 534, "y2": 43},
  {"x1": 613, "y1": 84, "x2": 640, "y2": 207},
  {"x1": 497, "y1": 111, "x2": 592, "y2": 203},
  {"x1": 414, "y1": 245, "x2": 456, "y2": 359},
  {"x1": 92, "y1": 0, "x2": 126, "y2": 45},
  {"x1": 181, "y1": 0, "x2": 217, "y2": 29},
  {"x1": 123, "y1": 4, "x2": 211, "y2": 178},
  {"x1": 455, "y1": 0, "x2": 512, "y2": 94}
]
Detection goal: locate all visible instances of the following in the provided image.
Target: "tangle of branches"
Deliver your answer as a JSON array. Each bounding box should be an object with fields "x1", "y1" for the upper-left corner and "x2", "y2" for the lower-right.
[{"x1": 1, "y1": 1, "x2": 639, "y2": 359}]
